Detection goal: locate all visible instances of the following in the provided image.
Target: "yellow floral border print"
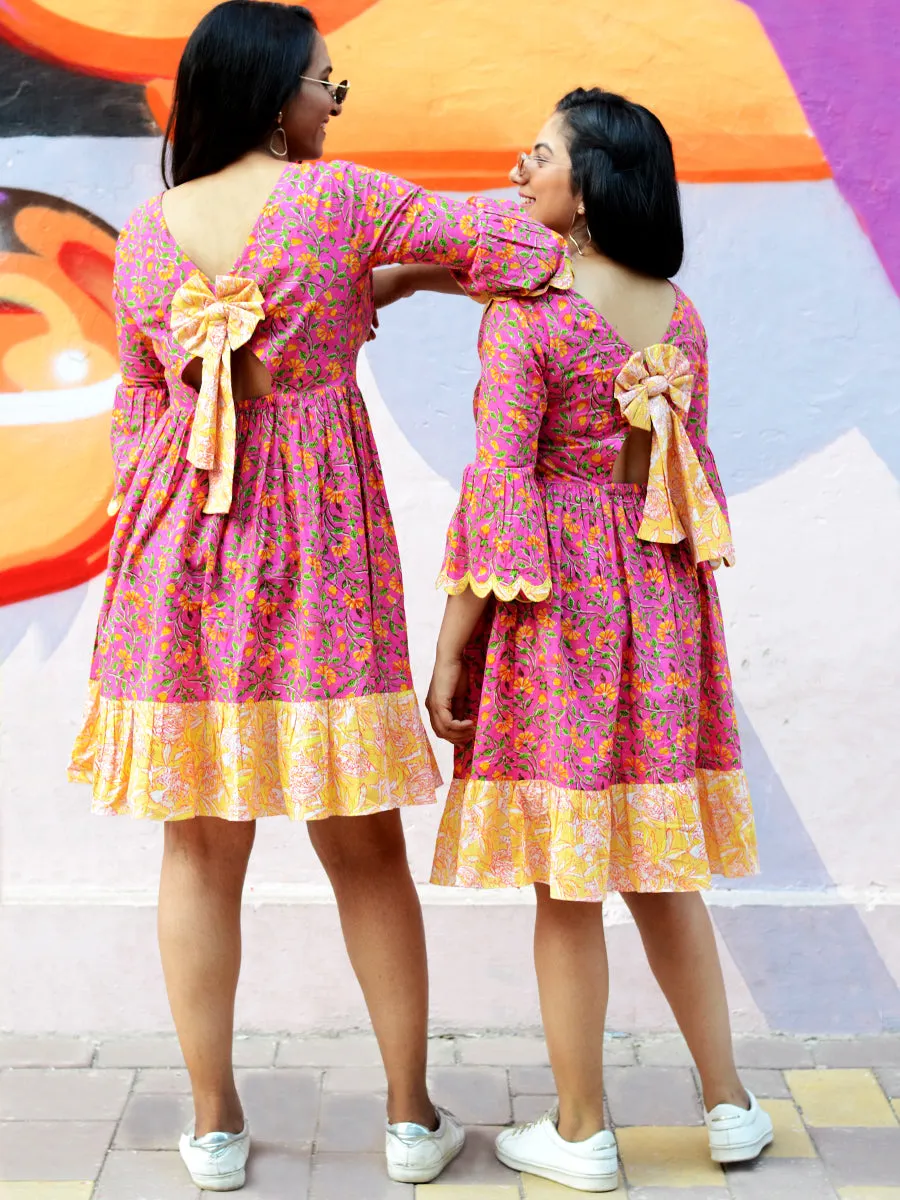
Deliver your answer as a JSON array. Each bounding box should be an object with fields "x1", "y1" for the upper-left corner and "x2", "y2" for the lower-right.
[
  {"x1": 431, "y1": 770, "x2": 758, "y2": 901},
  {"x1": 70, "y1": 682, "x2": 442, "y2": 821}
]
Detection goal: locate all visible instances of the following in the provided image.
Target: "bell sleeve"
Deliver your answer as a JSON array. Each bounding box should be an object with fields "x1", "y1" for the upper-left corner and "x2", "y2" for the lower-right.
[
  {"x1": 107, "y1": 265, "x2": 169, "y2": 517},
  {"x1": 437, "y1": 298, "x2": 551, "y2": 601}
]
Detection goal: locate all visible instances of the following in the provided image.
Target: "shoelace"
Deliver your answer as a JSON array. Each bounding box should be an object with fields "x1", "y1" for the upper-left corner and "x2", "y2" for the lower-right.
[{"x1": 508, "y1": 1107, "x2": 558, "y2": 1138}]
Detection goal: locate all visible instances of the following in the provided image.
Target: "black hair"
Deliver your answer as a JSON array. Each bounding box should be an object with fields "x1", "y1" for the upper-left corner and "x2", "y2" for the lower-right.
[
  {"x1": 556, "y1": 87, "x2": 683, "y2": 279},
  {"x1": 162, "y1": 0, "x2": 317, "y2": 187}
]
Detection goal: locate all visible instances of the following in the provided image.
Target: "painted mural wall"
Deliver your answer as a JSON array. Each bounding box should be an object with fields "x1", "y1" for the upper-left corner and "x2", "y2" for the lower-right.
[{"x1": 1, "y1": 0, "x2": 898, "y2": 1036}]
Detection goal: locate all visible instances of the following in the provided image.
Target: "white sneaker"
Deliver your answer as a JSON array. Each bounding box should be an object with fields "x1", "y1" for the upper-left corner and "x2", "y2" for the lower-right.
[
  {"x1": 385, "y1": 1106, "x2": 465, "y2": 1183},
  {"x1": 705, "y1": 1091, "x2": 774, "y2": 1163},
  {"x1": 495, "y1": 1108, "x2": 620, "y2": 1193},
  {"x1": 179, "y1": 1123, "x2": 250, "y2": 1191}
]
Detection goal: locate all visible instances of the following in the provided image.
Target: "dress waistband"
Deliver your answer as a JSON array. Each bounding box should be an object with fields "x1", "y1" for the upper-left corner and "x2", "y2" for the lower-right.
[
  {"x1": 167, "y1": 378, "x2": 358, "y2": 413},
  {"x1": 538, "y1": 474, "x2": 645, "y2": 496}
]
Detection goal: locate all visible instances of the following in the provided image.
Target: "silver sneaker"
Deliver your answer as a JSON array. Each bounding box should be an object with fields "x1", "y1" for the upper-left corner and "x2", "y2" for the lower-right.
[
  {"x1": 179, "y1": 1122, "x2": 250, "y2": 1191},
  {"x1": 385, "y1": 1106, "x2": 465, "y2": 1183}
]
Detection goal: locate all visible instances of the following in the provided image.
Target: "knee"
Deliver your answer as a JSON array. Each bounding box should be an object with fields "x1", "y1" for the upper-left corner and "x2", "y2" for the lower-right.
[
  {"x1": 309, "y1": 811, "x2": 408, "y2": 879},
  {"x1": 622, "y1": 889, "x2": 704, "y2": 927},
  {"x1": 535, "y1": 883, "x2": 604, "y2": 927},
  {"x1": 164, "y1": 817, "x2": 255, "y2": 874}
]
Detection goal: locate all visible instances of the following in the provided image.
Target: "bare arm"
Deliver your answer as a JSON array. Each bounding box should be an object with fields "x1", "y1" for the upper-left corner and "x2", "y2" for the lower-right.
[
  {"x1": 425, "y1": 589, "x2": 489, "y2": 744},
  {"x1": 372, "y1": 264, "x2": 465, "y2": 310}
]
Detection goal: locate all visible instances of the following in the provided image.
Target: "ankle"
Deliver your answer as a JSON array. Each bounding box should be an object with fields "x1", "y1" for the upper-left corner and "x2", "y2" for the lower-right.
[
  {"x1": 193, "y1": 1090, "x2": 244, "y2": 1137},
  {"x1": 387, "y1": 1088, "x2": 436, "y2": 1129},
  {"x1": 556, "y1": 1102, "x2": 606, "y2": 1142},
  {"x1": 703, "y1": 1082, "x2": 750, "y2": 1111}
]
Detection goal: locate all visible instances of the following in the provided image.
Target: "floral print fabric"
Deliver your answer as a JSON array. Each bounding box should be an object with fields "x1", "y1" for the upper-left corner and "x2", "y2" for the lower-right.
[
  {"x1": 70, "y1": 161, "x2": 567, "y2": 821},
  {"x1": 433, "y1": 286, "x2": 758, "y2": 899}
]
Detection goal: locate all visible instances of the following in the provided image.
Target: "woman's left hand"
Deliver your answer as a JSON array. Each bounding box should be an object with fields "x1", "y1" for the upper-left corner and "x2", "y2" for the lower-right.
[
  {"x1": 425, "y1": 656, "x2": 475, "y2": 744},
  {"x1": 372, "y1": 265, "x2": 414, "y2": 310}
]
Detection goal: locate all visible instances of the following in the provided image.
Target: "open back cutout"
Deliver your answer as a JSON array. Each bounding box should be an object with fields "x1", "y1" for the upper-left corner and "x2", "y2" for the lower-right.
[
  {"x1": 181, "y1": 348, "x2": 273, "y2": 402},
  {"x1": 611, "y1": 427, "x2": 652, "y2": 485},
  {"x1": 160, "y1": 164, "x2": 288, "y2": 286}
]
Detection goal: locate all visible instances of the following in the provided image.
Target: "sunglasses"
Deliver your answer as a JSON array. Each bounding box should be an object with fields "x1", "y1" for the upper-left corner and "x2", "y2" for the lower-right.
[
  {"x1": 514, "y1": 151, "x2": 564, "y2": 175},
  {"x1": 299, "y1": 76, "x2": 350, "y2": 106}
]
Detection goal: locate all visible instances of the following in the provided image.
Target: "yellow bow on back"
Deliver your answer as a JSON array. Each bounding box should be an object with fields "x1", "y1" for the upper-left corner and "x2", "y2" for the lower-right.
[
  {"x1": 171, "y1": 271, "x2": 265, "y2": 515},
  {"x1": 615, "y1": 344, "x2": 735, "y2": 566}
]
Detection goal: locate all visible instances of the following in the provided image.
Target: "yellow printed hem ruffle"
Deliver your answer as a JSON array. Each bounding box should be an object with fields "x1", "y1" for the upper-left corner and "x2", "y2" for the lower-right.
[
  {"x1": 431, "y1": 770, "x2": 758, "y2": 901},
  {"x1": 70, "y1": 681, "x2": 442, "y2": 821},
  {"x1": 435, "y1": 568, "x2": 551, "y2": 602}
]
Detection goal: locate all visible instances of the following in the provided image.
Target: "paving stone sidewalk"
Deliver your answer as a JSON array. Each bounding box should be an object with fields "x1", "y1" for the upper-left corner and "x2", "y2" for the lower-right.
[{"x1": 1, "y1": 1033, "x2": 899, "y2": 1198}]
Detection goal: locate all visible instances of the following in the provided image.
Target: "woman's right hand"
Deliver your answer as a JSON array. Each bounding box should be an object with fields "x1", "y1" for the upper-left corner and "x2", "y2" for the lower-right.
[{"x1": 425, "y1": 656, "x2": 475, "y2": 745}]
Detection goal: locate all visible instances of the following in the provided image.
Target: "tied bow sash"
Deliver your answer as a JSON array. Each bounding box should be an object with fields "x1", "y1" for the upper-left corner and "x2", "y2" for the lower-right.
[
  {"x1": 170, "y1": 271, "x2": 265, "y2": 514},
  {"x1": 614, "y1": 344, "x2": 735, "y2": 566}
]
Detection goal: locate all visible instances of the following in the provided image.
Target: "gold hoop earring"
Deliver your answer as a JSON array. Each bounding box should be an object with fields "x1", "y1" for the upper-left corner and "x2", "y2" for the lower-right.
[
  {"x1": 269, "y1": 118, "x2": 288, "y2": 160},
  {"x1": 567, "y1": 210, "x2": 591, "y2": 257}
]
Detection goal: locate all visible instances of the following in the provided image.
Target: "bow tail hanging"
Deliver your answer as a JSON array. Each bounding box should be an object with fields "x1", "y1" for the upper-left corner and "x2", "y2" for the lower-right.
[
  {"x1": 204, "y1": 347, "x2": 237, "y2": 515},
  {"x1": 186, "y1": 348, "x2": 220, "y2": 474},
  {"x1": 638, "y1": 402, "x2": 689, "y2": 548},
  {"x1": 185, "y1": 347, "x2": 235, "y2": 516}
]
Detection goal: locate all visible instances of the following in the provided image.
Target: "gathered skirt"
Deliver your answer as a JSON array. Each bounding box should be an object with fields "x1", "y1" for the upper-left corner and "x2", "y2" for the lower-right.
[
  {"x1": 431, "y1": 480, "x2": 758, "y2": 900},
  {"x1": 70, "y1": 382, "x2": 441, "y2": 819}
]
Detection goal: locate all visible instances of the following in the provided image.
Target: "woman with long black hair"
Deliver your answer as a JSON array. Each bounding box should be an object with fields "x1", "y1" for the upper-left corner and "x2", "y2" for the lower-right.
[{"x1": 69, "y1": 2, "x2": 567, "y2": 1188}]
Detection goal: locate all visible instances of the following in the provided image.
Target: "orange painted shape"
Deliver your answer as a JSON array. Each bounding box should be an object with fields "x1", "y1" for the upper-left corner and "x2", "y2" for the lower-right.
[
  {"x1": 146, "y1": 79, "x2": 175, "y2": 133},
  {"x1": 320, "y1": 0, "x2": 829, "y2": 186},
  {"x1": 0, "y1": 414, "x2": 115, "y2": 605},
  {"x1": 0, "y1": 0, "x2": 380, "y2": 82},
  {"x1": 0, "y1": 310, "x2": 47, "y2": 392}
]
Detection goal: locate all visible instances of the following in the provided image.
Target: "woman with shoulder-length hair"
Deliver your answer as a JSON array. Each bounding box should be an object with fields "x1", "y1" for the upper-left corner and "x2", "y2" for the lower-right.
[
  {"x1": 379, "y1": 87, "x2": 770, "y2": 1193},
  {"x1": 68, "y1": 1, "x2": 567, "y2": 1189}
]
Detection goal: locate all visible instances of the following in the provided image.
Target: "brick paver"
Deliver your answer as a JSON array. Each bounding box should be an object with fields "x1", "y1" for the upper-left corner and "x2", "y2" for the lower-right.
[
  {"x1": 1, "y1": 1034, "x2": 899, "y2": 1197},
  {"x1": 605, "y1": 1065, "x2": 703, "y2": 1127}
]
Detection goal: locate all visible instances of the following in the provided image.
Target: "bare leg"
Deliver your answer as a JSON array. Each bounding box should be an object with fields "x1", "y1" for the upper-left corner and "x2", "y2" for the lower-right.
[
  {"x1": 533, "y1": 884, "x2": 609, "y2": 1141},
  {"x1": 621, "y1": 891, "x2": 747, "y2": 1110},
  {"x1": 158, "y1": 817, "x2": 255, "y2": 1137},
  {"x1": 308, "y1": 809, "x2": 434, "y2": 1127}
]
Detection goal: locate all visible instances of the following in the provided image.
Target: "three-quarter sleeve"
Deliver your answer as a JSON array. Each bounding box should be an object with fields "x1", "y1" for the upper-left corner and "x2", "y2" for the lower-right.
[
  {"x1": 437, "y1": 298, "x2": 551, "y2": 602},
  {"x1": 107, "y1": 267, "x2": 168, "y2": 516},
  {"x1": 328, "y1": 161, "x2": 569, "y2": 299}
]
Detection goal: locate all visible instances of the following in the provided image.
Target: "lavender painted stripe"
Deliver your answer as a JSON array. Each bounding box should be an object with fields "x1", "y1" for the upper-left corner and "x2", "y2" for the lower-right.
[
  {"x1": 745, "y1": 0, "x2": 900, "y2": 296},
  {"x1": 714, "y1": 701, "x2": 832, "y2": 891},
  {"x1": 713, "y1": 905, "x2": 900, "y2": 1034}
]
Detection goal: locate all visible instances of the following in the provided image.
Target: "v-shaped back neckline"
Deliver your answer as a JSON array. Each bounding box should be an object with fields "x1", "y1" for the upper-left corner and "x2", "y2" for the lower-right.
[
  {"x1": 156, "y1": 165, "x2": 293, "y2": 288},
  {"x1": 569, "y1": 280, "x2": 682, "y2": 356}
]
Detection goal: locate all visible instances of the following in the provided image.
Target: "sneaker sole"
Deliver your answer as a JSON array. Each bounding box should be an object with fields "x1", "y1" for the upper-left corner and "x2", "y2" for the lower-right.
[
  {"x1": 496, "y1": 1145, "x2": 620, "y2": 1193},
  {"x1": 187, "y1": 1167, "x2": 247, "y2": 1191},
  {"x1": 710, "y1": 1127, "x2": 774, "y2": 1164}
]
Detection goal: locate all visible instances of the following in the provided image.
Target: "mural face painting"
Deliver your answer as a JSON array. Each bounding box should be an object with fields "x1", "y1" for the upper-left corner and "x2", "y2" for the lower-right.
[{"x1": 1, "y1": 0, "x2": 898, "y2": 1039}]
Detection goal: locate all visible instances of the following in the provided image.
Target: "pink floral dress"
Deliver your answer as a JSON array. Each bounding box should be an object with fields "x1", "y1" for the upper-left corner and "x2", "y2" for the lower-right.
[
  {"x1": 69, "y1": 162, "x2": 566, "y2": 821},
  {"x1": 432, "y1": 283, "x2": 759, "y2": 900}
]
